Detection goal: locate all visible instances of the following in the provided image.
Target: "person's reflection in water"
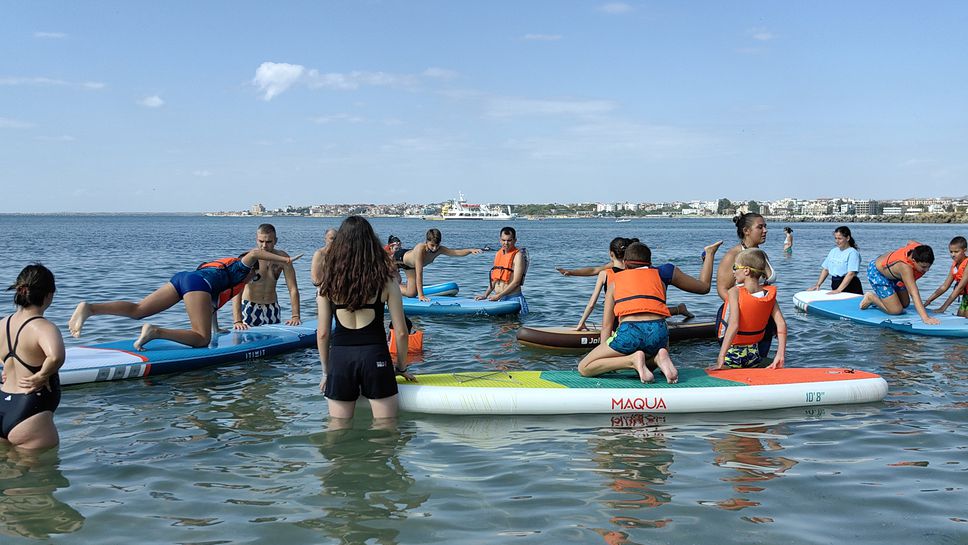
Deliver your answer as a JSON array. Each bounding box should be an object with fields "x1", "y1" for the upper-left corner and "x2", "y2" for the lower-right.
[
  {"x1": 707, "y1": 423, "x2": 797, "y2": 512},
  {"x1": 299, "y1": 416, "x2": 427, "y2": 544},
  {"x1": 0, "y1": 447, "x2": 84, "y2": 539}
]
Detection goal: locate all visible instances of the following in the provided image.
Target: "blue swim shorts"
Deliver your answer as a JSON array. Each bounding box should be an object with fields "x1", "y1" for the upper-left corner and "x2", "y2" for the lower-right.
[
  {"x1": 169, "y1": 271, "x2": 213, "y2": 298},
  {"x1": 500, "y1": 293, "x2": 529, "y2": 316},
  {"x1": 866, "y1": 260, "x2": 905, "y2": 300},
  {"x1": 606, "y1": 320, "x2": 669, "y2": 357}
]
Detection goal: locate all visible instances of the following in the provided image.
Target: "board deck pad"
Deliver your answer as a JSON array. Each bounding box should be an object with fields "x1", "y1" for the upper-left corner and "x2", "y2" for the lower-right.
[{"x1": 793, "y1": 290, "x2": 968, "y2": 338}]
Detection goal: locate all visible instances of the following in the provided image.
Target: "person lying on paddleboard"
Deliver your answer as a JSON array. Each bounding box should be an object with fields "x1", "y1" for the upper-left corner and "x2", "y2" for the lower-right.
[
  {"x1": 860, "y1": 241, "x2": 939, "y2": 325},
  {"x1": 923, "y1": 236, "x2": 968, "y2": 317},
  {"x1": 578, "y1": 240, "x2": 723, "y2": 384},
  {"x1": 565, "y1": 237, "x2": 695, "y2": 329},
  {"x1": 712, "y1": 249, "x2": 787, "y2": 370},
  {"x1": 68, "y1": 249, "x2": 302, "y2": 350},
  {"x1": 1, "y1": 264, "x2": 64, "y2": 450},
  {"x1": 394, "y1": 228, "x2": 482, "y2": 301}
]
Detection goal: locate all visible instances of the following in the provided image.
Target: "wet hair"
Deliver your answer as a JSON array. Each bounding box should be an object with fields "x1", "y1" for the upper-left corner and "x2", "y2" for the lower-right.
[
  {"x1": 609, "y1": 237, "x2": 638, "y2": 260},
  {"x1": 7, "y1": 263, "x2": 55, "y2": 308},
  {"x1": 834, "y1": 226, "x2": 858, "y2": 250},
  {"x1": 318, "y1": 216, "x2": 394, "y2": 312},
  {"x1": 623, "y1": 242, "x2": 652, "y2": 268},
  {"x1": 784, "y1": 227, "x2": 793, "y2": 234},
  {"x1": 257, "y1": 223, "x2": 276, "y2": 236},
  {"x1": 733, "y1": 212, "x2": 764, "y2": 241},
  {"x1": 736, "y1": 249, "x2": 769, "y2": 280},
  {"x1": 908, "y1": 245, "x2": 935, "y2": 265},
  {"x1": 387, "y1": 235, "x2": 401, "y2": 245},
  {"x1": 950, "y1": 236, "x2": 967, "y2": 251},
  {"x1": 426, "y1": 228, "x2": 442, "y2": 244},
  {"x1": 500, "y1": 226, "x2": 516, "y2": 239}
]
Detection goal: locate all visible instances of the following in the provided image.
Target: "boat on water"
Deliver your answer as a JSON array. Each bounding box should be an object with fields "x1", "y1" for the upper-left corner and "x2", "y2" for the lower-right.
[
  {"x1": 615, "y1": 218, "x2": 632, "y2": 223},
  {"x1": 424, "y1": 192, "x2": 517, "y2": 221}
]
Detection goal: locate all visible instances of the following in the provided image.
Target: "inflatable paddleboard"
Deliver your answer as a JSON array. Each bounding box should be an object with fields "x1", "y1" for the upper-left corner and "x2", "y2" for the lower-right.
[
  {"x1": 396, "y1": 367, "x2": 887, "y2": 415},
  {"x1": 420, "y1": 282, "x2": 460, "y2": 297},
  {"x1": 793, "y1": 290, "x2": 968, "y2": 338},
  {"x1": 517, "y1": 321, "x2": 717, "y2": 349},
  {"x1": 61, "y1": 321, "x2": 317, "y2": 385},
  {"x1": 401, "y1": 296, "x2": 521, "y2": 316}
]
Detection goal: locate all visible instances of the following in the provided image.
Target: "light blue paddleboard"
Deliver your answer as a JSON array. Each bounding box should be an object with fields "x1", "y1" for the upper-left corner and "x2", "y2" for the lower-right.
[
  {"x1": 421, "y1": 282, "x2": 459, "y2": 297},
  {"x1": 793, "y1": 291, "x2": 968, "y2": 338},
  {"x1": 402, "y1": 296, "x2": 521, "y2": 316},
  {"x1": 61, "y1": 321, "x2": 318, "y2": 385}
]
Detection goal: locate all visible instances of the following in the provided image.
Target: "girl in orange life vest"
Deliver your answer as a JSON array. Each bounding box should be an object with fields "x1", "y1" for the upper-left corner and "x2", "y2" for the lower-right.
[
  {"x1": 712, "y1": 249, "x2": 787, "y2": 370},
  {"x1": 578, "y1": 240, "x2": 723, "y2": 384},
  {"x1": 68, "y1": 249, "x2": 301, "y2": 351},
  {"x1": 924, "y1": 236, "x2": 968, "y2": 317},
  {"x1": 317, "y1": 216, "x2": 413, "y2": 423},
  {"x1": 860, "y1": 241, "x2": 940, "y2": 325}
]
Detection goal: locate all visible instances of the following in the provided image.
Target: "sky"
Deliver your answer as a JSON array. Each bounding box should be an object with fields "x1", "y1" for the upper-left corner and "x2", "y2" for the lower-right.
[{"x1": 2, "y1": 1, "x2": 966, "y2": 212}]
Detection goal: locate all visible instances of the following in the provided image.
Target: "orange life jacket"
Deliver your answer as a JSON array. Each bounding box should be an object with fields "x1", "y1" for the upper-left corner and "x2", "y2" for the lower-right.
[
  {"x1": 880, "y1": 242, "x2": 925, "y2": 281},
  {"x1": 953, "y1": 258, "x2": 968, "y2": 295},
  {"x1": 490, "y1": 248, "x2": 519, "y2": 284},
  {"x1": 388, "y1": 329, "x2": 423, "y2": 354},
  {"x1": 611, "y1": 268, "x2": 670, "y2": 318},
  {"x1": 725, "y1": 285, "x2": 777, "y2": 346},
  {"x1": 198, "y1": 257, "x2": 248, "y2": 309}
]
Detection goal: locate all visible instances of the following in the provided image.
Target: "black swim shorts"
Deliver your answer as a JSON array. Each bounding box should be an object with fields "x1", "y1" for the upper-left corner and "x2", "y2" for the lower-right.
[{"x1": 324, "y1": 344, "x2": 398, "y2": 401}]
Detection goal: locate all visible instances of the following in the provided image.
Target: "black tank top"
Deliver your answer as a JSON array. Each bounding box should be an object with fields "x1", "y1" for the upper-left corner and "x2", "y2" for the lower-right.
[
  {"x1": 3, "y1": 315, "x2": 61, "y2": 390},
  {"x1": 330, "y1": 290, "x2": 387, "y2": 346}
]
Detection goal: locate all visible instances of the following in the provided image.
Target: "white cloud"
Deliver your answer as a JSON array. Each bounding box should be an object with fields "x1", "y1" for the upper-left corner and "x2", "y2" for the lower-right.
[
  {"x1": 138, "y1": 95, "x2": 165, "y2": 108},
  {"x1": 750, "y1": 28, "x2": 776, "y2": 41},
  {"x1": 599, "y1": 3, "x2": 633, "y2": 14},
  {"x1": 193, "y1": 170, "x2": 213, "y2": 177},
  {"x1": 311, "y1": 113, "x2": 365, "y2": 124},
  {"x1": 34, "y1": 31, "x2": 67, "y2": 39},
  {"x1": 306, "y1": 70, "x2": 416, "y2": 90},
  {"x1": 523, "y1": 34, "x2": 563, "y2": 41},
  {"x1": 486, "y1": 97, "x2": 617, "y2": 118},
  {"x1": 253, "y1": 62, "x2": 306, "y2": 101},
  {"x1": 0, "y1": 76, "x2": 106, "y2": 90},
  {"x1": 423, "y1": 67, "x2": 459, "y2": 80},
  {"x1": 0, "y1": 117, "x2": 34, "y2": 129}
]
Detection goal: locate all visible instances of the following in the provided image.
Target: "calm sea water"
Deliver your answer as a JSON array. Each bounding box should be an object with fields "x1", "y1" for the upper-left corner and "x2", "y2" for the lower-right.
[{"x1": 1, "y1": 216, "x2": 966, "y2": 544}]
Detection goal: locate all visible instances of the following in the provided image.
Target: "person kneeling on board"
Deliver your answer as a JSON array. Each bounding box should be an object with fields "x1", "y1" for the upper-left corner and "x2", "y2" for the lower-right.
[
  {"x1": 578, "y1": 240, "x2": 722, "y2": 383},
  {"x1": 712, "y1": 249, "x2": 787, "y2": 370},
  {"x1": 860, "y1": 241, "x2": 939, "y2": 325},
  {"x1": 68, "y1": 249, "x2": 301, "y2": 350}
]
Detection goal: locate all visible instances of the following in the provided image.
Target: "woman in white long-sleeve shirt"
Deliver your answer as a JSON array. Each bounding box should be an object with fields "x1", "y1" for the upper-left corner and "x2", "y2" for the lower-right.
[{"x1": 810, "y1": 226, "x2": 863, "y2": 295}]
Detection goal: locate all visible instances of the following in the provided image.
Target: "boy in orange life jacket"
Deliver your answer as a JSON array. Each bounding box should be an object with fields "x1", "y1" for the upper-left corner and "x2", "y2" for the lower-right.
[
  {"x1": 924, "y1": 236, "x2": 968, "y2": 317},
  {"x1": 713, "y1": 249, "x2": 787, "y2": 370},
  {"x1": 578, "y1": 240, "x2": 723, "y2": 384},
  {"x1": 861, "y1": 241, "x2": 940, "y2": 325}
]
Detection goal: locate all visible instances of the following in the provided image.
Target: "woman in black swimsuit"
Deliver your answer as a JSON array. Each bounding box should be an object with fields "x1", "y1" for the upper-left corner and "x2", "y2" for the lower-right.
[{"x1": 1, "y1": 264, "x2": 64, "y2": 450}]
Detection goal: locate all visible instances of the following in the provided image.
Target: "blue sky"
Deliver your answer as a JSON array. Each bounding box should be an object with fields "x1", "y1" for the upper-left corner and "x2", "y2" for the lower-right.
[{"x1": 2, "y1": 1, "x2": 965, "y2": 212}]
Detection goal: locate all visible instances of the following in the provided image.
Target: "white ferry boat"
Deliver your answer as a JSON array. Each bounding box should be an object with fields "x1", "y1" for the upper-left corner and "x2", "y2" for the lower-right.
[{"x1": 425, "y1": 193, "x2": 517, "y2": 221}]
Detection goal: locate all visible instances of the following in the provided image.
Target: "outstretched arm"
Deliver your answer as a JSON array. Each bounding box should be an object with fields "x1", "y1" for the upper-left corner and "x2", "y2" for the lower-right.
[
  {"x1": 924, "y1": 271, "x2": 954, "y2": 307},
  {"x1": 935, "y1": 274, "x2": 968, "y2": 313},
  {"x1": 243, "y1": 249, "x2": 302, "y2": 268},
  {"x1": 557, "y1": 263, "x2": 610, "y2": 277},
  {"x1": 441, "y1": 246, "x2": 483, "y2": 257}
]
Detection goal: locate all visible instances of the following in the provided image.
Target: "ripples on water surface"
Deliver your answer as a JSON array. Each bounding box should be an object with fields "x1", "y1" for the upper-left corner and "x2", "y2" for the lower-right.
[{"x1": 2, "y1": 216, "x2": 966, "y2": 544}]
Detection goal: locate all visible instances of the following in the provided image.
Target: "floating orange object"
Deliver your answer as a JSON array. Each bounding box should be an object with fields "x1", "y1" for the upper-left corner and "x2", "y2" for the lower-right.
[{"x1": 389, "y1": 329, "x2": 423, "y2": 354}]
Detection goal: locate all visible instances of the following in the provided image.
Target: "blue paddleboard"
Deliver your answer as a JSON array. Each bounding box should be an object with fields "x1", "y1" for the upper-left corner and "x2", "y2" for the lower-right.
[
  {"x1": 420, "y1": 282, "x2": 460, "y2": 297},
  {"x1": 402, "y1": 296, "x2": 521, "y2": 316},
  {"x1": 793, "y1": 291, "x2": 968, "y2": 338},
  {"x1": 61, "y1": 321, "x2": 318, "y2": 385}
]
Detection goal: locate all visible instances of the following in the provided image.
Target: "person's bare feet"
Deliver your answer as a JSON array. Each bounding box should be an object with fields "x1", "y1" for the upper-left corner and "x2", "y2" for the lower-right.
[
  {"x1": 133, "y1": 323, "x2": 159, "y2": 351},
  {"x1": 860, "y1": 293, "x2": 875, "y2": 310},
  {"x1": 631, "y1": 351, "x2": 655, "y2": 383},
  {"x1": 654, "y1": 348, "x2": 678, "y2": 384},
  {"x1": 703, "y1": 240, "x2": 724, "y2": 257},
  {"x1": 676, "y1": 303, "x2": 695, "y2": 321},
  {"x1": 68, "y1": 302, "x2": 91, "y2": 338}
]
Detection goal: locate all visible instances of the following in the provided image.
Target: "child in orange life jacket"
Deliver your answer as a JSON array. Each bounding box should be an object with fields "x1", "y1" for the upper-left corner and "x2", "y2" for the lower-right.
[
  {"x1": 578, "y1": 240, "x2": 723, "y2": 384},
  {"x1": 924, "y1": 236, "x2": 968, "y2": 317},
  {"x1": 713, "y1": 249, "x2": 787, "y2": 370},
  {"x1": 860, "y1": 241, "x2": 940, "y2": 325}
]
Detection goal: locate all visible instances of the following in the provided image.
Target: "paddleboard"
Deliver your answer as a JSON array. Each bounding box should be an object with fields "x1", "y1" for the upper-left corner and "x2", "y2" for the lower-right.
[
  {"x1": 61, "y1": 321, "x2": 318, "y2": 385},
  {"x1": 420, "y1": 282, "x2": 460, "y2": 297},
  {"x1": 401, "y1": 296, "x2": 521, "y2": 316},
  {"x1": 517, "y1": 321, "x2": 717, "y2": 349},
  {"x1": 397, "y1": 367, "x2": 887, "y2": 415},
  {"x1": 793, "y1": 290, "x2": 968, "y2": 338}
]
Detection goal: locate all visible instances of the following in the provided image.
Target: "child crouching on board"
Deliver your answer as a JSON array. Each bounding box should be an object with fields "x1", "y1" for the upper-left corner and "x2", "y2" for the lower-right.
[
  {"x1": 712, "y1": 249, "x2": 787, "y2": 370},
  {"x1": 578, "y1": 240, "x2": 723, "y2": 383},
  {"x1": 924, "y1": 236, "x2": 968, "y2": 318}
]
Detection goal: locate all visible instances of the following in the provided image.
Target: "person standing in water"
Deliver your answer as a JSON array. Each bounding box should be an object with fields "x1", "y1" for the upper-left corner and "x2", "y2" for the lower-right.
[
  {"x1": 232, "y1": 224, "x2": 301, "y2": 328},
  {"x1": 1, "y1": 264, "x2": 64, "y2": 450}
]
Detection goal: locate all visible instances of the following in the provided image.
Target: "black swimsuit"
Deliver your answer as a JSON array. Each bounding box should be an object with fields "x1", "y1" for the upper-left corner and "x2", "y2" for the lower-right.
[
  {"x1": 324, "y1": 290, "x2": 398, "y2": 401},
  {"x1": 1, "y1": 316, "x2": 62, "y2": 439},
  {"x1": 393, "y1": 248, "x2": 415, "y2": 270}
]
